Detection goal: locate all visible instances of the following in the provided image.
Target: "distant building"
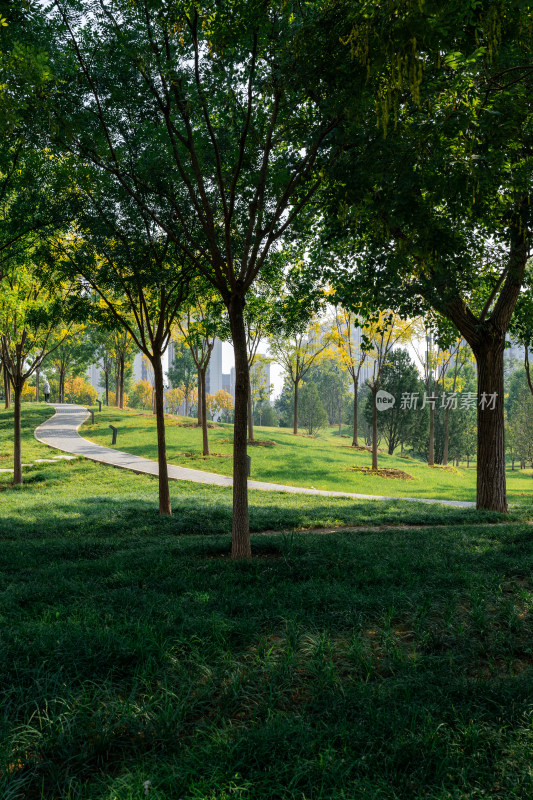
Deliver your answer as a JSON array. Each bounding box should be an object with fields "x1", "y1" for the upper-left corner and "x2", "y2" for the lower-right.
[{"x1": 206, "y1": 339, "x2": 223, "y2": 395}]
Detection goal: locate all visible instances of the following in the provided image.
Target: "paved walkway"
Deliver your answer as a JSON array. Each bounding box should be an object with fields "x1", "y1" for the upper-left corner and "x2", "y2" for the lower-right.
[{"x1": 34, "y1": 404, "x2": 476, "y2": 508}]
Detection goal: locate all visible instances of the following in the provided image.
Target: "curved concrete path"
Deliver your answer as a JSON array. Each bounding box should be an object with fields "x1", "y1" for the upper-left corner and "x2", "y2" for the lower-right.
[{"x1": 35, "y1": 404, "x2": 476, "y2": 508}]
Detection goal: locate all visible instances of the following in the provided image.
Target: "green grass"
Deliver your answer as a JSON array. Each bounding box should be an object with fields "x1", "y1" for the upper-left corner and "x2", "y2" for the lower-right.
[
  {"x1": 1, "y1": 406, "x2": 533, "y2": 798},
  {"x1": 81, "y1": 406, "x2": 533, "y2": 505},
  {"x1": 0, "y1": 404, "x2": 62, "y2": 469}
]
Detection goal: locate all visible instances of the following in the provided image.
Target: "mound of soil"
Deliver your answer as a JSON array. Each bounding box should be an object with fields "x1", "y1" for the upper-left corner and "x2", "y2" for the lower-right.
[
  {"x1": 248, "y1": 439, "x2": 277, "y2": 447},
  {"x1": 347, "y1": 466, "x2": 414, "y2": 481},
  {"x1": 428, "y1": 464, "x2": 462, "y2": 474}
]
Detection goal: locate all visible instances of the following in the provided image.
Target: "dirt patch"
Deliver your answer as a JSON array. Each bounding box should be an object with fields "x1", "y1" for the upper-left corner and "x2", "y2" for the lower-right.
[
  {"x1": 428, "y1": 464, "x2": 462, "y2": 474},
  {"x1": 248, "y1": 439, "x2": 277, "y2": 447},
  {"x1": 178, "y1": 452, "x2": 232, "y2": 459},
  {"x1": 346, "y1": 466, "x2": 414, "y2": 480},
  {"x1": 203, "y1": 546, "x2": 282, "y2": 560},
  {"x1": 342, "y1": 445, "x2": 385, "y2": 454}
]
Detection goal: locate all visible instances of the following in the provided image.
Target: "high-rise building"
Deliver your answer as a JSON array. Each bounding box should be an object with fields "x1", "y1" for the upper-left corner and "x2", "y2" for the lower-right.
[{"x1": 206, "y1": 338, "x2": 223, "y2": 395}]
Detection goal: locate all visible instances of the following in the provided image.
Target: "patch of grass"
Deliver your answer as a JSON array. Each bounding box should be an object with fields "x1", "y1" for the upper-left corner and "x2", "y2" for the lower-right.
[
  {"x1": 1, "y1": 406, "x2": 533, "y2": 798},
  {"x1": 0, "y1": 403, "x2": 61, "y2": 470},
  {"x1": 82, "y1": 407, "x2": 533, "y2": 504}
]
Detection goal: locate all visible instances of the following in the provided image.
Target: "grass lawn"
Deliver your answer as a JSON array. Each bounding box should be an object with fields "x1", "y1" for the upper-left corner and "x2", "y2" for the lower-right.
[
  {"x1": 1, "y1": 406, "x2": 533, "y2": 798},
  {"x1": 81, "y1": 406, "x2": 533, "y2": 505}
]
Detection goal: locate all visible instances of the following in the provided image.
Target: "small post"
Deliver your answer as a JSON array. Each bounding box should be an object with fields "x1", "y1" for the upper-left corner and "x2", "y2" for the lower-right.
[
  {"x1": 90, "y1": 410, "x2": 95, "y2": 424},
  {"x1": 109, "y1": 425, "x2": 118, "y2": 445},
  {"x1": 97, "y1": 400, "x2": 102, "y2": 412},
  {"x1": 247, "y1": 455, "x2": 251, "y2": 477}
]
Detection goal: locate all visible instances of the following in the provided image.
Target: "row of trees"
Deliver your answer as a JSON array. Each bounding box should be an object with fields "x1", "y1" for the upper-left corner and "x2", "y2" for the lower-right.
[{"x1": 2, "y1": 0, "x2": 533, "y2": 558}]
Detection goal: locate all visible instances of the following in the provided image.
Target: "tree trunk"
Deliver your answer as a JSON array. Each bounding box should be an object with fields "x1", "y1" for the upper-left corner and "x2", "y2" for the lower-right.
[
  {"x1": 4, "y1": 364, "x2": 10, "y2": 409},
  {"x1": 352, "y1": 378, "x2": 358, "y2": 446},
  {"x1": 293, "y1": 379, "x2": 299, "y2": 435},
  {"x1": 511, "y1": 457, "x2": 515, "y2": 471},
  {"x1": 152, "y1": 354, "x2": 172, "y2": 516},
  {"x1": 338, "y1": 394, "x2": 342, "y2": 435},
  {"x1": 200, "y1": 368, "x2": 209, "y2": 456},
  {"x1": 247, "y1": 378, "x2": 254, "y2": 442},
  {"x1": 371, "y1": 385, "x2": 378, "y2": 471},
  {"x1": 428, "y1": 404, "x2": 435, "y2": 466},
  {"x1": 474, "y1": 341, "x2": 507, "y2": 512},
  {"x1": 229, "y1": 294, "x2": 251, "y2": 559},
  {"x1": 119, "y1": 355, "x2": 125, "y2": 408},
  {"x1": 36, "y1": 369, "x2": 40, "y2": 403},
  {"x1": 197, "y1": 367, "x2": 203, "y2": 427},
  {"x1": 105, "y1": 371, "x2": 109, "y2": 406},
  {"x1": 13, "y1": 378, "x2": 23, "y2": 485},
  {"x1": 442, "y1": 406, "x2": 450, "y2": 466}
]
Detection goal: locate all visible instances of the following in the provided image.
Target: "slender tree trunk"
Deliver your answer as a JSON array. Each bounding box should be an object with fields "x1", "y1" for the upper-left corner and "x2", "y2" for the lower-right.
[
  {"x1": 200, "y1": 368, "x2": 209, "y2": 456},
  {"x1": 13, "y1": 378, "x2": 23, "y2": 485},
  {"x1": 474, "y1": 341, "x2": 507, "y2": 512},
  {"x1": 105, "y1": 371, "x2": 109, "y2": 406},
  {"x1": 371, "y1": 385, "x2": 378, "y2": 471},
  {"x1": 36, "y1": 370, "x2": 40, "y2": 403},
  {"x1": 442, "y1": 406, "x2": 450, "y2": 466},
  {"x1": 511, "y1": 456, "x2": 515, "y2": 471},
  {"x1": 152, "y1": 354, "x2": 171, "y2": 516},
  {"x1": 247, "y1": 378, "x2": 254, "y2": 442},
  {"x1": 338, "y1": 394, "x2": 342, "y2": 435},
  {"x1": 352, "y1": 378, "x2": 358, "y2": 446},
  {"x1": 229, "y1": 294, "x2": 251, "y2": 559},
  {"x1": 197, "y1": 368, "x2": 203, "y2": 427},
  {"x1": 4, "y1": 364, "x2": 10, "y2": 409},
  {"x1": 119, "y1": 355, "x2": 125, "y2": 408},
  {"x1": 293, "y1": 379, "x2": 299, "y2": 435},
  {"x1": 428, "y1": 404, "x2": 435, "y2": 466}
]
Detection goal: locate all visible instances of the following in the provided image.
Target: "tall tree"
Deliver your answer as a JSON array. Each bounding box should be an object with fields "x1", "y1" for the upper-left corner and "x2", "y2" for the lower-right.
[
  {"x1": 269, "y1": 317, "x2": 329, "y2": 435},
  {"x1": 0, "y1": 261, "x2": 72, "y2": 483},
  {"x1": 49, "y1": 0, "x2": 347, "y2": 558},
  {"x1": 315, "y1": 1, "x2": 533, "y2": 512}
]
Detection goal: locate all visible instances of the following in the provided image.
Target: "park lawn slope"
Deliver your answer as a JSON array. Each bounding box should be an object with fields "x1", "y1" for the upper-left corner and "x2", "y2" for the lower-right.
[
  {"x1": 81, "y1": 406, "x2": 533, "y2": 504},
  {"x1": 0, "y1": 433, "x2": 532, "y2": 799}
]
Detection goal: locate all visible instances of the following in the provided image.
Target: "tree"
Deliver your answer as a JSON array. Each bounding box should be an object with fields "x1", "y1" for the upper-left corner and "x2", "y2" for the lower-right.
[
  {"x1": 316, "y1": 2, "x2": 533, "y2": 511},
  {"x1": 249, "y1": 354, "x2": 272, "y2": 434},
  {"x1": 364, "y1": 313, "x2": 413, "y2": 471},
  {"x1": 307, "y1": 352, "x2": 350, "y2": 434},
  {"x1": 174, "y1": 282, "x2": 223, "y2": 456},
  {"x1": 129, "y1": 378, "x2": 153, "y2": 411},
  {"x1": 331, "y1": 305, "x2": 369, "y2": 446},
  {"x1": 167, "y1": 344, "x2": 197, "y2": 418},
  {"x1": 299, "y1": 382, "x2": 328, "y2": 436},
  {"x1": 50, "y1": 206, "x2": 190, "y2": 517},
  {"x1": 165, "y1": 386, "x2": 185, "y2": 415},
  {"x1": 50, "y1": 0, "x2": 345, "y2": 558},
  {"x1": 269, "y1": 317, "x2": 329, "y2": 435},
  {"x1": 0, "y1": 262, "x2": 72, "y2": 483},
  {"x1": 366, "y1": 348, "x2": 422, "y2": 456}
]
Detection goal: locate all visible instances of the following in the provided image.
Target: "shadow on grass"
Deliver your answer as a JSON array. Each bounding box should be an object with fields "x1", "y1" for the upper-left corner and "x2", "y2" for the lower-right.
[{"x1": 0, "y1": 506, "x2": 532, "y2": 799}]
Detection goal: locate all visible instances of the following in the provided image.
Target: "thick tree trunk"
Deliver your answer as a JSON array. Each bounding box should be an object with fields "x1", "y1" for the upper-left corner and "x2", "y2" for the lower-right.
[
  {"x1": 13, "y1": 379, "x2": 22, "y2": 485},
  {"x1": 152, "y1": 355, "x2": 172, "y2": 516},
  {"x1": 474, "y1": 341, "x2": 507, "y2": 512},
  {"x1": 371, "y1": 386, "x2": 378, "y2": 471},
  {"x1": 200, "y1": 368, "x2": 209, "y2": 456},
  {"x1": 428, "y1": 405, "x2": 435, "y2": 466},
  {"x1": 229, "y1": 294, "x2": 251, "y2": 559},
  {"x1": 293, "y1": 380, "x2": 299, "y2": 435},
  {"x1": 352, "y1": 378, "x2": 358, "y2": 446},
  {"x1": 247, "y1": 379, "x2": 254, "y2": 442}
]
